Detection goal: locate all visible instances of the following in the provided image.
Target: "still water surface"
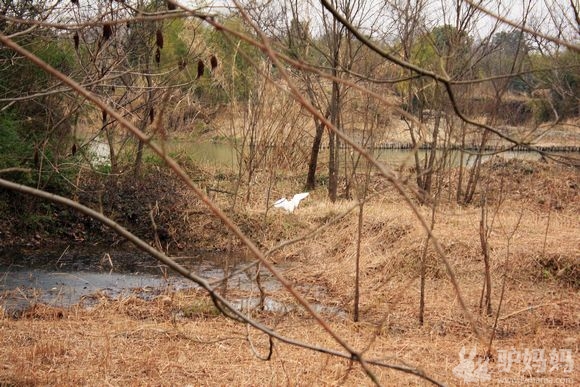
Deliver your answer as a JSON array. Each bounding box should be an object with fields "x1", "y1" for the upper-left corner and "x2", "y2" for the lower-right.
[
  {"x1": 5, "y1": 141, "x2": 548, "y2": 315},
  {"x1": 162, "y1": 140, "x2": 544, "y2": 168},
  {"x1": 90, "y1": 139, "x2": 545, "y2": 169},
  {"x1": 0, "y1": 248, "x2": 278, "y2": 314}
]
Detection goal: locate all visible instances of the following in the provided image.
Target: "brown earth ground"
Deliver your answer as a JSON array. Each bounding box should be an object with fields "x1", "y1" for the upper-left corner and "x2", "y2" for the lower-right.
[{"x1": 1, "y1": 154, "x2": 579, "y2": 385}]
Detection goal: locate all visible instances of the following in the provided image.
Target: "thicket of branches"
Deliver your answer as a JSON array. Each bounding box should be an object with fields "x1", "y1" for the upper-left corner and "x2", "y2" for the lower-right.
[{"x1": 0, "y1": 0, "x2": 578, "y2": 384}]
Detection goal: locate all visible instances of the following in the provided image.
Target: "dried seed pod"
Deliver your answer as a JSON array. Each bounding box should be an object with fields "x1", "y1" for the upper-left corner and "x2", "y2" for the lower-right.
[
  {"x1": 73, "y1": 32, "x2": 79, "y2": 50},
  {"x1": 103, "y1": 24, "x2": 112, "y2": 40},
  {"x1": 210, "y1": 55, "x2": 218, "y2": 70},
  {"x1": 196, "y1": 59, "x2": 204, "y2": 79},
  {"x1": 167, "y1": 1, "x2": 176, "y2": 10},
  {"x1": 71, "y1": 0, "x2": 79, "y2": 6},
  {"x1": 102, "y1": 109, "x2": 107, "y2": 123},
  {"x1": 33, "y1": 147, "x2": 39, "y2": 167},
  {"x1": 71, "y1": 143, "x2": 77, "y2": 156},
  {"x1": 156, "y1": 29, "x2": 164, "y2": 49},
  {"x1": 149, "y1": 107, "x2": 155, "y2": 124},
  {"x1": 155, "y1": 48, "x2": 161, "y2": 65},
  {"x1": 178, "y1": 58, "x2": 187, "y2": 71}
]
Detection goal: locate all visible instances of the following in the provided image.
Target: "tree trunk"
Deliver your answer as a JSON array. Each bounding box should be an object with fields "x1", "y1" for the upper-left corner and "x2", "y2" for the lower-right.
[
  {"x1": 306, "y1": 109, "x2": 329, "y2": 190},
  {"x1": 422, "y1": 110, "x2": 441, "y2": 198},
  {"x1": 328, "y1": 78, "x2": 340, "y2": 202},
  {"x1": 134, "y1": 61, "x2": 152, "y2": 178},
  {"x1": 328, "y1": 130, "x2": 337, "y2": 202}
]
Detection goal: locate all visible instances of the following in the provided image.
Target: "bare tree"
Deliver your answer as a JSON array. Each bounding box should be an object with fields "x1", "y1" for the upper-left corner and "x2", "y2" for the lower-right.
[{"x1": 1, "y1": 0, "x2": 578, "y2": 384}]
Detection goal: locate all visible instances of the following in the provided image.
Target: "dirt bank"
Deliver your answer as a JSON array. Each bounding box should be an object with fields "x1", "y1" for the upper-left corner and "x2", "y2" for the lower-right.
[{"x1": 1, "y1": 156, "x2": 578, "y2": 277}]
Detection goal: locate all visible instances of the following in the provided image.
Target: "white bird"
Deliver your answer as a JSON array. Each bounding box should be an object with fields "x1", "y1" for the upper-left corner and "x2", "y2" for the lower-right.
[{"x1": 273, "y1": 192, "x2": 310, "y2": 213}]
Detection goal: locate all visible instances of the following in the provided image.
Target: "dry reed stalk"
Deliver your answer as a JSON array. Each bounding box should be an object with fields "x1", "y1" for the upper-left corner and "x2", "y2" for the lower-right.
[{"x1": 1, "y1": 282, "x2": 577, "y2": 386}]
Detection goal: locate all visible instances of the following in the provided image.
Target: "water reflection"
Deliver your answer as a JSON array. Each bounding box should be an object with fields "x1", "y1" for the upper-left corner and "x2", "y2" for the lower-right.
[
  {"x1": 372, "y1": 148, "x2": 543, "y2": 168},
  {"x1": 0, "y1": 252, "x2": 346, "y2": 318},
  {"x1": 163, "y1": 140, "x2": 544, "y2": 169}
]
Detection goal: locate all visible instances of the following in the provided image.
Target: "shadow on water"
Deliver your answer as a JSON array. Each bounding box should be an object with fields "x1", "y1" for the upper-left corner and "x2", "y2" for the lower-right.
[{"x1": 0, "y1": 247, "x2": 345, "y2": 318}]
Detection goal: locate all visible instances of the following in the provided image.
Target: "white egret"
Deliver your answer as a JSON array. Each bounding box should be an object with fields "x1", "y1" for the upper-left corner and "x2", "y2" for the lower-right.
[{"x1": 273, "y1": 192, "x2": 309, "y2": 213}]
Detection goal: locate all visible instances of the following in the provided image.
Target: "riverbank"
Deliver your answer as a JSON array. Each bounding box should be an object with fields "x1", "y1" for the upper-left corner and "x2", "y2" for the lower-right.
[
  {"x1": 1, "y1": 156, "x2": 578, "y2": 294},
  {"x1": 1, "y1": 154, "x2": 578, "y2": 385},
  {"x1": 1, "y1": 274, "x2": 578, "y2": 385}
]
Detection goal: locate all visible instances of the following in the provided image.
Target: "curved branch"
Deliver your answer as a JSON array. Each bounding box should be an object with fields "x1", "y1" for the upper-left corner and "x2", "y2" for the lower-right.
[
  {"x1": 0, "y1": 177, "x2": 443, "y2": 386},
  {"x1": 318, "y1": 0, "x2": 566, "y2": 157},
  {"x1": 233, "y1": 0, "x2": 485, "y2": 345},
  {"x1": 465, "y1": 0, "x2": 580, "y2": 52},
  {"x1": 0, "y1": 29, "x2": 443, "y2": 386},
  {"x1": 2, "y1": 12, "x2": 192, "y2": 34}
]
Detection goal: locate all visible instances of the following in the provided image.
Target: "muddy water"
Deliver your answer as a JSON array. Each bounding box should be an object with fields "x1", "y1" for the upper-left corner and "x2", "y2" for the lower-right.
[
  {"x1": 0, "y1": 247, "x2": 280, "y2": 315},
  {"x1": 0, "y1": 270, "x2": 180, "y2": 312},
  {"x1": 0, "y1": 247, "x2": 345, "y2": 318}
]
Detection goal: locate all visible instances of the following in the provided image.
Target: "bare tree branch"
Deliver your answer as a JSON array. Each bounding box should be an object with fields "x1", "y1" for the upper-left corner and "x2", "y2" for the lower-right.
[
  {"x1": 466, "y1": 0, "x2": 580, "y2": 52},
  {"x1": 233, "y1": 1, "x2": 486, "y2": 345},
  {"x1": 0, "y1": 27, "x2": 443, "y2": 386},
  {"x1": 0, "y1": 176, "x2": 444, "y2": 386}
]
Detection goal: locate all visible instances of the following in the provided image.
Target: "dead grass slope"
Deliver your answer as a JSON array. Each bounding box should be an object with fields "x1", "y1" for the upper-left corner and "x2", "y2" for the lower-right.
[{"x1": 1, "y1": 157, "x2": 578, "y2": 385}]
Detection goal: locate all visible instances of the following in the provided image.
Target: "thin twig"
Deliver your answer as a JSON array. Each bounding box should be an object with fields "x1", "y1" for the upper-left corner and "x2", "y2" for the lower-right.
[
  {"x1": 0, "y1": 32, "x2": 443, "y2": 386},
  {"x1": 0, "y1": 177, "x2": 443, "y2": 385}
]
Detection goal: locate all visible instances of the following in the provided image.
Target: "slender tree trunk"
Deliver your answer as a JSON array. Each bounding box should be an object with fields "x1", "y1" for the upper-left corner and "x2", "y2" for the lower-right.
[
  {"x1": 419, "y1": 205, "x2": 436, "y2": 325},
  {"x1": 422, "y1": 110, "x2": 441, "y2": 198},
  {"x1": 134, "y1": 62, "x2": 152, "y2": 178},
  {"x1": 133, "y1": 108, "x2": 150, "y2": 178},
  {"x1": 245, "y1": 120, "x2": 257, "y2": 204},
  {"x1": 479, "y1": 196, "x2": 493, "y2": 316},
  {"x1": 328, "y1": 130, "x2": 337, "y2": 201},
  {"x1": 328, "y1": 78, "x2": 340, "y2": 202},
  {"x1": 306, "y1": 109, "x2": 330, "y2": 190},
  {"x1": 105, "y1": 126, "x2": 117, "y2": 174},
  {"x1": 463, "y1": 130, "x2": 489, "y2": 204},
  {"x1": 354, "y1": 201, "x2": 363, "y2": 321},
  {"x1": 456, "y1": 123, "x2": 466, "y2": 203}
]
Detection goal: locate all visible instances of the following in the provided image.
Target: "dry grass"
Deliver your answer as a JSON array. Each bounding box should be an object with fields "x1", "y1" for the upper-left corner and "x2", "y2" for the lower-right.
[
  {"x1": 1, "y1": 158, "x2": 579, "y2": 385},
  {"x1": 1, "y1": 283, "x2": 577, "y2": 386}
]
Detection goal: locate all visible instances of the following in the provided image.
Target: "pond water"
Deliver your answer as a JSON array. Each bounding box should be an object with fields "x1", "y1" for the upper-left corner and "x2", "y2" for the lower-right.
[
  {"x1": 0, "y1": 248, "x2": 345, "y2": 318},
  {"x1": 0, "y1": 248, "x2": 275, "y2": 314},
  {"x1": 15, "y1": 140, "x2": 553, "y2": 317},
  {"x1": 0, "y1": 269, "x2": 179, "y2": 312},
  {"x1": 89, "y1": 140, "x2": 240, "y2": 168},
  {"x1": 90, "y1": 137, "x2": 549, "y2": 171},
  {"x1": 168, "y1": 140, "x2": 240, "y2": 167},
  {"x1": 165, "y1": 141, "x2": 545, "y2": 169},
  {"x1": 370, "y1": 148, "x2": 543, "y2": 168}
]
